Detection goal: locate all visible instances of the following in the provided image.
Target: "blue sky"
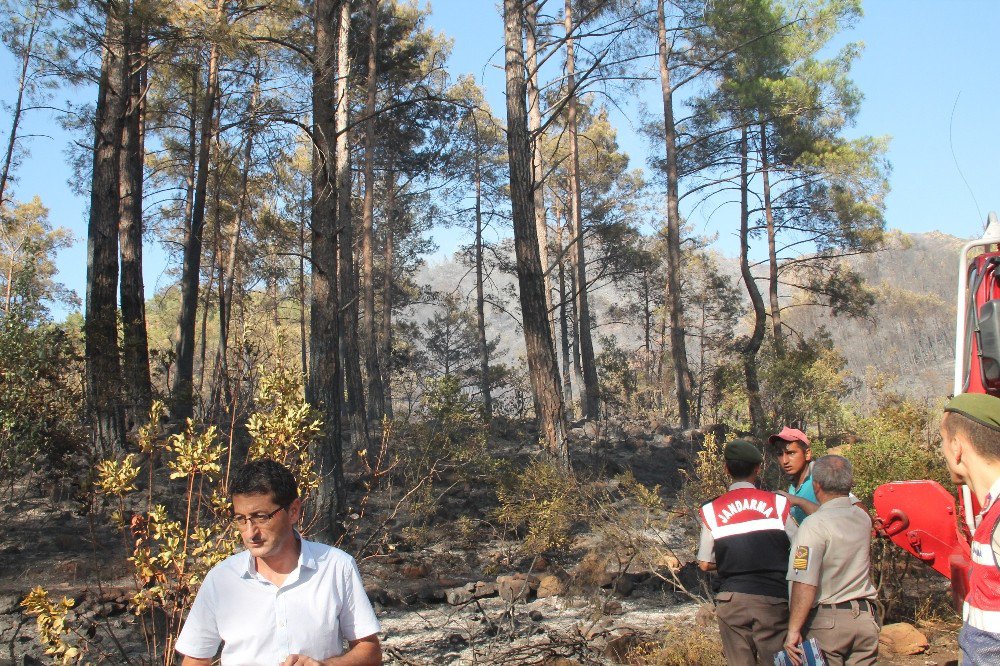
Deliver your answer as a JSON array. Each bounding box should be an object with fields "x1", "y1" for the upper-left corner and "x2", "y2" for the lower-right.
[{"x1": 3, "y1": 0, "x2": 998, "y2": 316}]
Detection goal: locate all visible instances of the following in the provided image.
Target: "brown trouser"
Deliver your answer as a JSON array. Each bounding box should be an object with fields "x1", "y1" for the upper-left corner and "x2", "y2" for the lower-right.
[
  {"x1": 804, "y1": 601, "x2": 880, "y2": 666},
  {"x1": 715, "y1": 591, "x2": 789, "y2": 665}
]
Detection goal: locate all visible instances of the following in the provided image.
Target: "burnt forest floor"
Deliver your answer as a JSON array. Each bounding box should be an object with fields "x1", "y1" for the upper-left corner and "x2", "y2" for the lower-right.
[{"x1": 0, "y1": 417, "x2": 964, "y2": 665}]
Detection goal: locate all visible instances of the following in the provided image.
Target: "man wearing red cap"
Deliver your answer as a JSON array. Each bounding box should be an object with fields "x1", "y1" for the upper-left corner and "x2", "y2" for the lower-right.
[{"x1": 770, "y1": 427, "x2": 816, "y2": 524}]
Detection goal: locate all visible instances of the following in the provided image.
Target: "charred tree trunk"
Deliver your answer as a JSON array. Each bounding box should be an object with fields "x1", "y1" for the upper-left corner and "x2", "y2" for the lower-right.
[
  {"x1": 380, "y1": 171, "x2": 396, "y2": 419},
  {"x1": 118, "y1": 1, "x2": 152, "y2": 427},
  {"x1": 656, "y1": 0, "x2": 691, "y2": 428},
  {"x1": 85, "y1": 0, "x2": 127, "y2": 455},
  {"x1": 308, "y1": 0, "x2": 346, "y2": 539},
  {"x1": 525, "y1": 1, "x2": 552, "y2": 320},
  {"x1": 171, "y1": 0, "x2": 224, "y2": 420},
  {"x1": 360, "y1": 0, "x2": 385, "y2": 423},
  {"x1": 739, "y1": 126, "x2": 766, "y2": 434},
  {"x1": 760, "y1": 121, "x2": 782, "y2": 349},
  {"x1": 335, "y1": 0, "x2": 372, "y2": 467},
  {"x1": 299, "y1": 180, "x2": 309, "y2": 379},
  {"x1": 556, "y1": 209, "x2": 573, "y2": 408},
  {"x1": 198, "y1": 139, "x2": 222, "y2": 406},
  {"x1": 564, "y1": 0, "x2": 599, "y2": 420},
  {"x1": 503, "y1": 0, "x2": 568, "y2": 466},
  {"x1": 473, "y1": 139, "x2": 493, "y2": 420}
]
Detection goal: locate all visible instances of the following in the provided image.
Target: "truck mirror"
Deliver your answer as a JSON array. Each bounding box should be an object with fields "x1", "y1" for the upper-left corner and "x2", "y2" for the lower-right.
[{"x1": 979, "y1": 299, "x2": 1000, "y2": 382}]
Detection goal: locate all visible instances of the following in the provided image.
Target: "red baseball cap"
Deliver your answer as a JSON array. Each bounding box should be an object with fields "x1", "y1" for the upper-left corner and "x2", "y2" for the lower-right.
[{"x1": 768, "y1": 426, "x2": 810, "y2": 448}]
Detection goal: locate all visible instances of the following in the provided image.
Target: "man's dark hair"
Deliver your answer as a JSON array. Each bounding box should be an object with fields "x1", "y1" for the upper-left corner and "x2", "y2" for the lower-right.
[
  {"x1": 944, "y1": 411, "x2": 1000, "y2": 461},
  {"x1": 230, "y1": 459, "x2": 298, "y2": 506},
  {"x1": 724, "y1": 459, "x2": 758, "y2": 480},
  {"x1": 777, "y1": 439, "x2": 809, "y2": 454}
]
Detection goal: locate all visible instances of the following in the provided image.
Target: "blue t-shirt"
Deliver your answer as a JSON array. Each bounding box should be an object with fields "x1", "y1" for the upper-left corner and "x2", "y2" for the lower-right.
[{"x1": 787, "y1": 469, "x2": 817, "y2": 524}]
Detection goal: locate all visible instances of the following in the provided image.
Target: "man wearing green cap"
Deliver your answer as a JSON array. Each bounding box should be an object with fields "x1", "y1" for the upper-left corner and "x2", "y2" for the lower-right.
[
  {"x1": 697, "y1": 439, "x2": 798, "y2": 665},
  {"x1": 941, "y1": 393, "x2": 1000, "y2": 664}
]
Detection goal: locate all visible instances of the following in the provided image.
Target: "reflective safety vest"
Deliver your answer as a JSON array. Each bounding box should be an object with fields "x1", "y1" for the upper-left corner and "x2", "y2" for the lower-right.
[
  {"x1": 964, "y1": 500, "x2": 1000, "y2": 632},
  {"x1": 700, "y1": 488, "x2": 792, "y2": 598}
]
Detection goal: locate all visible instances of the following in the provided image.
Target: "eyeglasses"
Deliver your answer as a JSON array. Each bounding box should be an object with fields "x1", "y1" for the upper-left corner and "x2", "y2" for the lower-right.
[{"x1": 231, "y1": 504, "x2": 288, "y2": 528}]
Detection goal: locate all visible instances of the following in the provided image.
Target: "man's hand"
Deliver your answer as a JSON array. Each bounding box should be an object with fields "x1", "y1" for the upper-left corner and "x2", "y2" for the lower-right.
[
  {"x1": 281, "y1": 635, "x2": 382, "y2": 666},
  {"x1": 783, "y1": 629, "x2": 804, "y2": 666},
  {"x1": 282, "y1": 656, "x2": 323, "y2": 666}
]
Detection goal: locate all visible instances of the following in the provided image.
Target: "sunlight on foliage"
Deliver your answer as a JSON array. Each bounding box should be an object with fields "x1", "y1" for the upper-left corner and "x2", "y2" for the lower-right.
[
  {"x1": 22, "y1": 368, "x2": 321, "y2": 665},
  {"x1": 166, "y1": 419, "x2": 223, "y2": 480},
  {"x1": 95, "y1": 454, "x2": 140, "y2": 497},
  {"x1": 678, "y1": 433, "x2": 729, "y2": 513},
  {"x1": 497, "y1": 459, "x2": 581, "y2": 555},
  {"x1": 20, "y1": 587, "x2": 88, "y2": 665},
  {"x1": 245, "y1": 364, "x2": 322, "y2": 504}
]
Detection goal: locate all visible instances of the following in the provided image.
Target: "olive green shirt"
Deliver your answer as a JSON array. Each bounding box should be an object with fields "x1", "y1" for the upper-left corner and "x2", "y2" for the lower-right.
[{"x1": 786, "y1": 496, "x2": 877, "y2": 604}]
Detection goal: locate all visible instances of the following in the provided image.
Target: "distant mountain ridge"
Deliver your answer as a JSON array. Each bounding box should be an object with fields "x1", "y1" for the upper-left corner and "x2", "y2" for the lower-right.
[
  {"x1": 785, "y1": 230, "x2": 961, "y2": 402},
  {"x1": 408, "y1": 229, "x2": 965, "y2": 403}
]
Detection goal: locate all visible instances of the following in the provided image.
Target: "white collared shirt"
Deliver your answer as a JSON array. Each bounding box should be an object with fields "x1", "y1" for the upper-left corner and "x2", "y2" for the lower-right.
[{"x1": 175, "y1": 538, "x2": 381, "y2": 665}]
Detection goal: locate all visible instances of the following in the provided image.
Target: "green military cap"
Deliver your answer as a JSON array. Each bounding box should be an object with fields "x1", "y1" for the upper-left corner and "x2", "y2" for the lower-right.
[
  {"x1": 944, "y1": 393, "x2": 1000, "y2": 433},
  {"x1": 723, "y1": 438, "x2": 763, "y2": 463}
]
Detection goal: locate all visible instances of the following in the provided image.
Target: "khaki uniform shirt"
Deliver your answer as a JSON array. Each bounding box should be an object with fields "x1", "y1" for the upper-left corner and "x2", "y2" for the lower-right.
[{"x1": 786, "y1": 496, "x2": 877, "y2": 604}]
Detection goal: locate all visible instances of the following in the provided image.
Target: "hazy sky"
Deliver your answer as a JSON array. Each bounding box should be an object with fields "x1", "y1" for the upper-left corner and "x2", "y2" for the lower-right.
[{"x1": 3, "y1": 0, "x2": 998, "y2": 316}]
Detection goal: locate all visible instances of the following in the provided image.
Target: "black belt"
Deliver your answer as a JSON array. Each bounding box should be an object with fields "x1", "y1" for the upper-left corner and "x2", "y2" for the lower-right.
[{"x1": 819, "y1": 599, "x2": 875, "y2": 614}]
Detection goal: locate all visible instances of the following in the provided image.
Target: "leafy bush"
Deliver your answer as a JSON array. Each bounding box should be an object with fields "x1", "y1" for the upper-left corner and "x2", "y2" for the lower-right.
[
  {"x1": 496, "y1": 459, "x2": 581, "y2": 554},
  {"x1": 760, "y1": 331, "x2": 852, "y2": 435},
  {"x1": 844, "y1": 389, "x2": 949, "y2": 503},
  {"x1": 0, "y1": 308, "x2": 85, "y2": 499},
  {"x1": 23, "y1": 369, "x2": 323, "y2": 665},
  {"x1": 394, "y1": 375, "x2": 497, "y2": 486},
  {"x1": 677, "y1": 433, "x2": 729, "y2": 515},
  {"x1": 631, "y1": 623, "x2": 726, "y2": 665},
  {"x1": 840, "y1": 387, "x2": 953, "y2": 621},
  {"x1": 597, "y1": 335, "x2": 638, "y2": 414},
  {"x1": 245, "y1": 364, "x2": 323, "y2": 506}
]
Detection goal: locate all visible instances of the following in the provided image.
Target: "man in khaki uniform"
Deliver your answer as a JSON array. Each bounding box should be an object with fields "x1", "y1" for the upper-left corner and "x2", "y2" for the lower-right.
[
  {"x1": 697, "y1": 440, "x2": 797, "y2": 665},
  {"x1": 783, "y1": 455, "x2": 878, "y2": 666}
]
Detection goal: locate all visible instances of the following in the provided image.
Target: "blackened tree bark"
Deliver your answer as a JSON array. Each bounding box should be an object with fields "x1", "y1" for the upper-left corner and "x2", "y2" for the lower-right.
[
  {"x1": 170, "y1": 0, "x2": 224, "y2": 420},
  {"x1": 308, "y1": 0, "x2": 345, "y2": 539},
  {"x1": 86, "y1": 0, "x2": 127, "y2": 456},
  {"x1": 525, "y1": 1, "x2": 552, "y2": 321},
  {"x1": 555, "y1": 208, "x2": 573, "y2": 407},
  {"x1": 564, "y1": 0, "x2": 599, "y2": 420},
  {"x1": 503, "y1": 0, "x2": 568, "y2": 467},
  {"x1": 118, "y1": 0, "x2": 152, "y2": 427},
  {"x1": 335, "y1": 0, "x2": 372, "y2": 468},
  {"x1": 739, "y1": 126, "x2": 766, "y2": 434},
  {"x1": 299, "y1": 179, "x2": 308, "y2": 379},
  {"x1": 360, "y1": 0, "x2": 385, "y2": 423},
  {"x1": 380, "y1": 171, "x2": 396, "y2": 419},
  {"x1": 655, "y1": 0, "x2": 692, "y2": 427},
  {"x1": 472, "y1": 127, "x2": 492, "y2": 420},
  {"x1": 760, "y1": 120, "x2": 783, "y2": 349}
]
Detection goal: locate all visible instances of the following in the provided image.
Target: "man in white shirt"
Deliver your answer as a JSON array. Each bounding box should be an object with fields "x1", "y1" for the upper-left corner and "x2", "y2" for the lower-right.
[{"x1": 175, "y1": 459, "x2": 382, "y2": 666}]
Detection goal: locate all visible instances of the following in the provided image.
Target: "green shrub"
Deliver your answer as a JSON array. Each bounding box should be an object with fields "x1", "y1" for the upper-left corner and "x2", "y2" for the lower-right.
[
  {"x1": 0, "y1": 308, "x2": 85, "y2": 499},
  {"x1": 678, "y1": 433, "x2": 729, "y2": 514},
  {"x1": 496, "y1": 459, "x2": 581, "y2": 554}
]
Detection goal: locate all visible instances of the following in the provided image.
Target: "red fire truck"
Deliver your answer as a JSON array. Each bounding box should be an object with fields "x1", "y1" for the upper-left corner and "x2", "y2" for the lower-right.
[{"x1": 873, "y1": 212, "x2": 1000, "y2": 608}]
